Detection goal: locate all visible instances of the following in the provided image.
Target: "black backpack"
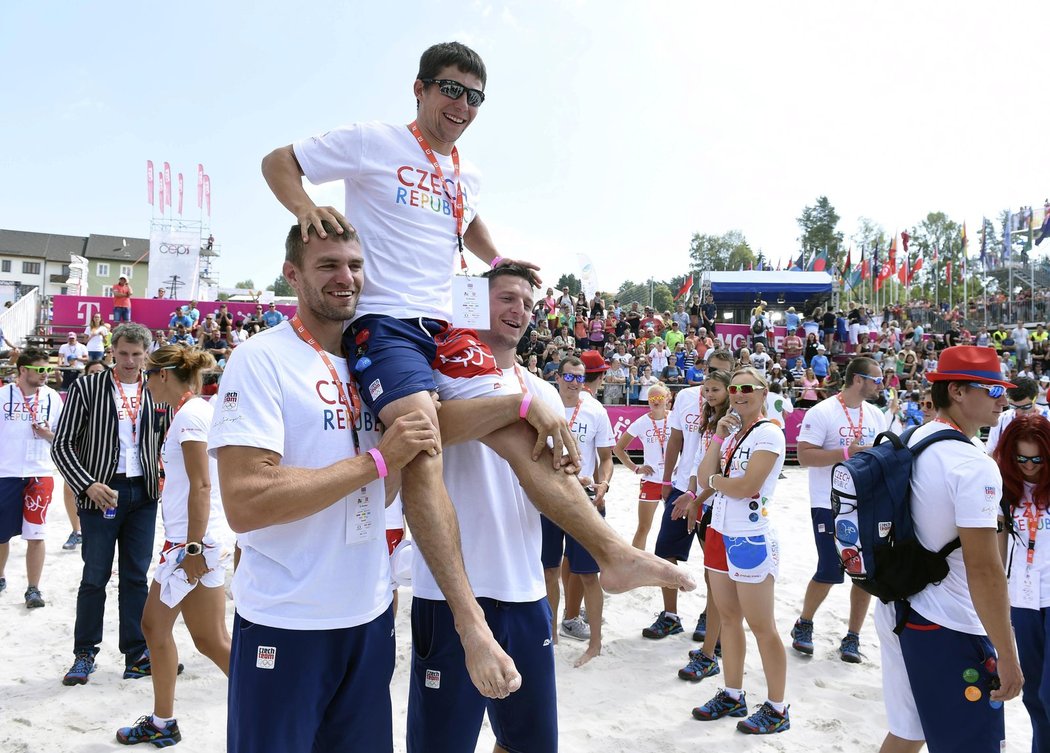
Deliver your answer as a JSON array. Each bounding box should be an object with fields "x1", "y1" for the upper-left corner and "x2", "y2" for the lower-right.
[{"x1": 830, "y1": 426, "x2": 972, "y2": 627}]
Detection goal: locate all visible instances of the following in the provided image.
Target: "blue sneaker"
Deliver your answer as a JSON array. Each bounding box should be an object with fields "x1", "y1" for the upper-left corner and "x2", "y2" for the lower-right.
[
  {"x1": 692, "y1": 611, "x2": 707, "y2": 642},
  {"x1": 642, "y1": 611, "x2": 684, "y2": 639},
  {"x1": 116, "y1": 715, "x2": 182, "y2": 747},
  {"x1": 737, "y1": 702, "x2": 790, "y2": 734},
  {"x1": 839, "y1": 631, "x2": 862, "y2": 664},
  {"x1": 692, "y1": 689, "x2": 747, "y2": 720},
  {"x1": 678, "y1": 651, "x2": 720, "y2": 681},
  {"x1": 63, "y1": 652, "x2": 96, "y2": 686},
  {"x1": 0, "y1": 576, "x2": 6, "y2": 593},
  {"x1": 790, "y1": 618, "x2": 814, "y2": 656},
  {"x1": 124, "y1": 649, "x2": 185, "y2": 680}
]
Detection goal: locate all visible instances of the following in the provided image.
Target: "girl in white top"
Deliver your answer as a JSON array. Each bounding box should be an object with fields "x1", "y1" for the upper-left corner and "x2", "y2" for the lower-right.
[
  {"x1": 637, "y1": 365, "x2": 658, "y2": 401},
  {"x1": 84, "y1": 312, "x2": 110, "y2": 360},
  {"x1": 693, "y1": 367, "x2": 789, "y2": 734},
  {"x1": 613, "y1": 382, "x2": 670, "y2": 550},
  {"x1": 116, "y1": 345, "x2": 230, "y2": 747},
  {"x1": 993, "y1": 411, "x2": 1050, "y2": 750}
]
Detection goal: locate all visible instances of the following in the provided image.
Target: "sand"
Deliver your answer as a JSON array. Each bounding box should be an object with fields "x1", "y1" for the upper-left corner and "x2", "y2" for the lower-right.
[{"x1": 0, "y1": 467, "x2": 1034, "y2": 752}]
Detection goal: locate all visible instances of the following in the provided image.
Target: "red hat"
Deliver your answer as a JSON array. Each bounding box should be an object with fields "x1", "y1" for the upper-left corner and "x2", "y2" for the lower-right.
[
  {"x1": 580, "y1": 350, "x2": 609, "y2": 374},
  {"x1": 926, "y1": 345, "x2": 1015, "y2": 388}
]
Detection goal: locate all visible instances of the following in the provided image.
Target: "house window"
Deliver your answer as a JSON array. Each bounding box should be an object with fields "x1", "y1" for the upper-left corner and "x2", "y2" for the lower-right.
[
  {"x1": 97, "y1": 263, "x2": 110, "y2": 277},
  {"x1": 120, "y1": 265, "x2": 132, "y2": 278},
  {"x1": 22, "y1": 261, "x2": 41, "y2": 274},
  {"x1": 1, "y1": 260, "x2": 10, "y2": 273},
  {"x1": 102, "y1": 286, "x2": 113, "y2": 297},
  {"x1": 61, "y1": 264, "x2": 70, "y2": 276}
]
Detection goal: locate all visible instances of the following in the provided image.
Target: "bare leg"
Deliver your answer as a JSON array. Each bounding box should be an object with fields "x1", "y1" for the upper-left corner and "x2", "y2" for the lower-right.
[
  {"x1": 0, "y1": 541, "x2": 8, "y2": 580},
  {"x1": 480, "y1": 423, "x2": 694, "y2": 594},
  {"x1": 878, "y1": 733, "x2": 924, "y2": 753},
  {"x1": 799, "y1": 579, "x2": 834, "y2": 622},
  {"x1": 660, "y1": 557, "x2": 680, "y2": 614},
  {"x1": 738, "y1": 576, "x2": 786, "y2": 703},
  {"x1": 701, "y1": 569, "x2": 721, "y2": 657},
  {"x1": 708, "y1": 571, "x2": 744, "y2": 688},
  {"x1": 543, "y1": 567, "x2": 560, "y2": 643},
  {"x1": 632, "y1": 500, "x2": 658, "y2": 550},
  {"x1": 848, "y1": 583, "x2": 873, "y2": 635},
  {"x1": 26, "y1": 539, "x2": 45, "y2": 586},
  {"x1": 181, "y1": 583, "x2": 231, "y2": 676},
  {"x1": 564, "y1": 571, "x2": 583, "y2": 621},
  {"x1": 381, "y1": 391, "x2": 520, "y2": 699},
  {"x1": 140, "y1": 582, "x2": 183, "y2": 719},
  {"x1": 574, "y1": 573, "x2": 603, "y2": 667}
]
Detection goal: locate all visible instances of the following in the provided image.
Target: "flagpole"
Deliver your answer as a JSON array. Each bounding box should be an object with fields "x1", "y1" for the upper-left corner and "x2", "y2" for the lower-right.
[{"x1": 948, "y1": 239, "x2": 953, "y2": 315}]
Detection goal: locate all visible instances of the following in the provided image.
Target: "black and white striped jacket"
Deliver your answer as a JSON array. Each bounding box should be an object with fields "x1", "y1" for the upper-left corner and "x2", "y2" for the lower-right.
[{"x1": 51, "y1": 371, "x2": 168, "y2": 509}]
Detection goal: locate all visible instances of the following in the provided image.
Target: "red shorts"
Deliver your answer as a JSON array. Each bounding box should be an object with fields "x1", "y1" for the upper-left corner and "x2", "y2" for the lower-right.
[
  {"x1": 704, "y1": 526, "x2": 728, "y2": 572},
  {"x1": 386, "y1": 528, "x2": 405, "y2": 556},
  {"x1": 639, "y1": 480, "x2": 663, "y2": 502}
]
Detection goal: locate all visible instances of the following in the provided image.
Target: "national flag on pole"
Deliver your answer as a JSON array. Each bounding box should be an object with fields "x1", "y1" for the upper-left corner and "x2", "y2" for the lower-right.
[
  {"x1": 897, "y1": 256, "x2": 908, "y2": 285},
  {"x1": 860, "y1": 250, "x2": 870, "y2": 281},
  {"x1": 792, "y1": 252, "x2": 804, "y2": 270},
  {"x1": 901, "y1": 231, "x2": 910, "y2": 254},
  {"x1": 961, "y1": 222, "x2": 968, "y2": 253},
  {"x1": 146, "y1": 160, "x2": 154, "y2": 205},
  {"x1": 842, "y1": 247, "x2": 852, "y2": 274},
  {"x1": 945, "y1": 260, "x2": 952, "y2": 286},
  {"x1": 888, "y1": 233, "x2": 897, "y2": 274},
  {"x1": 674, "y1": 275, "x2": 693, "y2": 301},
  {"x1": 810, "y1": 249, "x2": 828, "y2": 272},
  {"x1": 909, "y1": 256, "x2": 923, "y2": 284},
  {"x1": 875, "y1": 256, "x2": 892, "y2": 291},
  {"x1": 1037, "y1": 210, "x2": 1050, "y2": 246},
  {"x1": 177, "y1": 173, "x2": 184, "y2": 216}
]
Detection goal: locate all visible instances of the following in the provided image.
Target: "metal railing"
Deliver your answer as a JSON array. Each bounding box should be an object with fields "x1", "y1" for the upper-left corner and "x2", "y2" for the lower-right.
[{"x1": 0, "y1": 286, "x2": 40, "y2": 348}]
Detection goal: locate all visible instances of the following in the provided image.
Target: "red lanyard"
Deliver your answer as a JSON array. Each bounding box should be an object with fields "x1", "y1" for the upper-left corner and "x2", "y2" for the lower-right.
[
  {"x1": 514, "y1": 366, "x2": 530, "y2": 395},
  {"x1": 407, "y1": 120, "x2": 465, "y2": 265},
  {"x1": 1022, "y1": 496, "x2": 1040, "y2": 566},
  {"x1": 18, "y1": 386, "x2": 39, "y2": 424},
  {"x1": 933, "y1": 416, "x2": 965, "y2": 433},
  {"x1": 290, "y1": 315, "x2": 362, "y2": 439},
  {"x1": 649, "y1": 412, "x2": 668, "y2": 455},
  {"x1": 567, "y1": 398, "x2": 583, "y2": 431},
  {"x1": 114, "y1": 374, "x2": 143, "y2": 442},
  {"x1": 837, "y1": 394, "x2": 864, "y2": 443}
]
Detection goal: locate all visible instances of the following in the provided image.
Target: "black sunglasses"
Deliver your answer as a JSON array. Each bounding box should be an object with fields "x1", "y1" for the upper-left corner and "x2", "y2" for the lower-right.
[
  {"x1": 421, "y1": 78, "x2": 486, "y2": 107},
  {"x1": 1017, "y1": 454, "x2": 1044, "y2": 465}
]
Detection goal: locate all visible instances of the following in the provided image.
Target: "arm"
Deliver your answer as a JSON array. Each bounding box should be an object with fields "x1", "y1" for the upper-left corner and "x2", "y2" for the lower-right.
[
  {"x1": 592, "y1": 446, "x2": 614, "y2": 506},
  {"x1": 217, "y1": 411, "x2": 438, "y2": 533},
  {"x1": 261, "y1": 144, "x2": 349, "y2": 242},
  {"x1": 796, "y1": 440, "x2": 860, "y2": 467},
  {"x1": 708, "y1": 450, "x2": 779, "y2": 499},
  {"x1": 958, "y1": 526, "x2": 1023, "y2": 701},
  {"x1": 463, "y1": 215, "x2": 541, "y2": 284},
  {"x1": 612, "y1": 431, "x2": 646, "y2": 474},
  {"x1": 177, "y1": 440, "x2": 214, "y2": 581}
]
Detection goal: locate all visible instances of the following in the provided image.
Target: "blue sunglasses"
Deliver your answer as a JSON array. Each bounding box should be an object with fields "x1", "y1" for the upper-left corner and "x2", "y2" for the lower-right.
[{"x1": 969, "y1": 383, "x2": 1006, "y2": 399}]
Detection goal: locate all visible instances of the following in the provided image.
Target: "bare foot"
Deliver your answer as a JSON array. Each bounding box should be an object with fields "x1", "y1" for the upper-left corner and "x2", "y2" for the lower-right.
[
  {"x1": 574, "y1": 644, "x2": 601, "y2": 668},
  {"x1": 598, "y1": 546, "x2": 696, "y2": 594},
  {"x1": 460, "y1": 624, "x2": 522, "y2": 699}
]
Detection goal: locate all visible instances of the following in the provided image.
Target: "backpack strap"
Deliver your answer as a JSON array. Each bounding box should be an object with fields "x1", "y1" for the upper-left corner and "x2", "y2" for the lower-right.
[{"x1": 721, "y1": 419, "x2": 772, "y2": 476}]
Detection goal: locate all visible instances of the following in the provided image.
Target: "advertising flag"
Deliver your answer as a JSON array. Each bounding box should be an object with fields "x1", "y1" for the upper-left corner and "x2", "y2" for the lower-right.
[
  {"x1": 163, "y1": 162, "x2": 172, "y2": 207},
  {"x1": 147, "y1": 160, "x2": 154, "y2": 205},
  {"x1": 197, "y1": 164, "x2": 204, "y2": 209},
  {"x1": 158, "y1": 175, "x2": 165, "y2": 215},
  {"x1": 204, "y1": 175, "x2": 211, "y2": 217},
  {"x1": 177, "y1": 173, "x2": 184, "y2": 216}
]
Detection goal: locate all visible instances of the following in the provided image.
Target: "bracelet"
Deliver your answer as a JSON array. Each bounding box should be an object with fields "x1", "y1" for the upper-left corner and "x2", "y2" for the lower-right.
[
  {"x1": 490, "y1": 256, "x2": 504, "y2": 268},
  {"x1": 661, "y1": 481, "x2": 672, "y2": 486},
  {"x1": 367, "y1": 448, "x2": 388, "y2": 479},
  {"x1": 708, "y1": 474, "x2": 718, "y2": 490},
  {"x1": 519, "y1": 392, "x2": 533, "y2": 419},
  {"x1": 710, "y1": 435, "x2": 725, "y2": 445},
  {"x1": 682, "y1": 490, "x2": 697, "y2": 501},
  {"x1": 634, "y1": 466, "x2": 642, "y2": 474},
  {"x1": 842, "y1": 446, "x2": 850, "y2": 461}
]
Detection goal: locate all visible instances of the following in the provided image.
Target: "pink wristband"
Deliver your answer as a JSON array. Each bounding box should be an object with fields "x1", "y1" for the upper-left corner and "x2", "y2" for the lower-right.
[
  {"x1": 710, "y1": 435, "x2": 725, "y2": 445},
  {"x1": 661, "y1": 481, "x2": 672, "y2": 486},
  {"x1": 490, "y1": 256, "x2": 504, "y2": 268},
  {"x1": 367, "y1": 448, "x2": 388, "y2": 479},
  {"x1": 842, "y1": 446, "x2": 850, "y2": 460},
  {"x1": 519, "y1": 392, "x2": 533, "y2": 419},
  {"x1": 682, "y1": 491, "x2": 697, "y2": 501}
]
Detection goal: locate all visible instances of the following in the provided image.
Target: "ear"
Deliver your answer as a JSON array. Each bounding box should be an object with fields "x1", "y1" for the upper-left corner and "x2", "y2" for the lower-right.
[
  {"x1": 282, "y1": 261, "x2": 299, "y2": 292},
  {"x1": 413, "y1": 78, "x2": 425, "y2": 103}
]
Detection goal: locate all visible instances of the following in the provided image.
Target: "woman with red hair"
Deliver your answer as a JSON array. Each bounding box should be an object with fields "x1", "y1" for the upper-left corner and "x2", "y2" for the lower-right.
[{"x1": 994, "y1": 411, "x2": 1050, "y2": 753}]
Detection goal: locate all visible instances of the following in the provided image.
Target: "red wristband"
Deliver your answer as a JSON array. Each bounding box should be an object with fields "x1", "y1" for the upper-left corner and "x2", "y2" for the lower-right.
[
  {"x1": 367, "y1": 448, "x2": 388, "y2": 479},
  {"x1": 490, "y1": 256, "x2": 504, "y2": 269},
  {"x1": 519, "y1": 392, "x2": 533, "y2": 419}
]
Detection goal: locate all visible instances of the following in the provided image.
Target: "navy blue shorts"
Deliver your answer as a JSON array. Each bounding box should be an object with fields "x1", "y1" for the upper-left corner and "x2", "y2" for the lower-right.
[
  {"x1": 810, "y1": 507, "x2": 845, "y2": 584},
  {"x1": 343, "y1": 314, "x2": 446, "y2": 416},
  {"x1": 0, "y1": 477, "x2": 28, "y2": 543},
  {"x1": 654, "y1": 487, "x2": 703, "y2": 561},
  {"x1": 896, "y1": 603, "x2": 1006, "y2": 753},
  {"x1": 227, "y1": 606, "x2": 395, "y2": 753},
  {"x1": 540, "y1": 513, "x2": 601, "y2": 575},
  {"x1": 407, "y1": 597, "x2": 557, "y2": 753}
]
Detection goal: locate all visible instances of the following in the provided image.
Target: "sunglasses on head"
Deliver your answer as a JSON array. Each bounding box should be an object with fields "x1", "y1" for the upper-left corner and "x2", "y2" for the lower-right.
[
  {"x1": 561, "y1": 373, "x2": 586, "y2": 383},
  {"x1": 856, "y1": 373, "x2": 883, "y2": 385},
  {"x1": 1017, "y1": 454, "x2": 1044, "y2": 465},
  {"x1": 727, "y1": 384, "x2": 764, "y2": 395},
  {"x1": 421, "y1": 78, "x2": 486, "y2": 107},
  {"x1": 23, "y1": 365, "x2": 54, "y2": 374},
  {"x1": 144, "y1": 365, "x2": 177, "y2": 377},
  {"x1": 969, "y1": 383, "x2": 1007, "y2": 399}
]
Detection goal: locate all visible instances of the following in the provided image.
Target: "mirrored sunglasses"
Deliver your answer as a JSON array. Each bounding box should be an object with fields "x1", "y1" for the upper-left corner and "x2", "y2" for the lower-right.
[
  {"x1": 727, "y1": 384, "x2": 764, "y2": 395},
  {"x1": 421, "y1": 78, "x2": 486, "y2": 107},
  {"x1": 1016, "y1": 454, "x2": 1044, "y2": 465},
  {"x1": 560, "y1": 373, "x2": 586, "y2": 384},
  {"x1": 1011, "y1": 403, "x2": 1034, "y2": 411},
  {"x1": 969, "y1": 383, "x2": 1007, "y2": 399},
  {"x1": 857, "y1": 373, "x2": 884, "y2": 385}
]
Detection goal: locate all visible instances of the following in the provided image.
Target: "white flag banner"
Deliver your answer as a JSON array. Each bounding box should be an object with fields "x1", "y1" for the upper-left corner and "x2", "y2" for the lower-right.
[
  {"x1": 577, "y1": 253, "x2": 600, "y2": 301},
  {"x1": 148, "y1": 229, "x2": 201, "y2": 300}
]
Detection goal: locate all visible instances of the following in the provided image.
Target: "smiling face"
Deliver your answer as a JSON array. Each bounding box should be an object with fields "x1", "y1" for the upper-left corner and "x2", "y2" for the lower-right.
[
  {"x1": 485, "y1": 274, "x2": 533, "y2": 355},
  {"x1": 1016, "y1": 438, "x2": 1045, "y2": 482},
  {"x1": 703, "y1": 379, "x2": 728, "y2": 409},
  {"x1": 729, "y1": 371, "x2": 767, "y2": 420},
  {"x1": 413, "y1": 65, "x2": 483, "y2": 152},
  {"x1": 283, "y1": 235, "x2": 364, "y2": 324}
]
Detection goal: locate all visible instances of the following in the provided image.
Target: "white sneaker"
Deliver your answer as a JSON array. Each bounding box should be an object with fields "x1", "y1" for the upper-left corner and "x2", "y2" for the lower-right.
[{"x1": 560, "y1": 616, "x2": 591, "y2": 641}]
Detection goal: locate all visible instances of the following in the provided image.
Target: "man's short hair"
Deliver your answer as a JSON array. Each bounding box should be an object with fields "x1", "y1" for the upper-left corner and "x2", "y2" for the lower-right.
[
  {"x1": 111, "y1": 323, "x2": 153, "y2": 351},
  {"x1": 417, "y1": 41, "x2": 487, "y2": 87},
  {"x1": 284, "y1": 219, "x2": 359, "y2": 268},
  {"x1": 17, "y1": 348, "x2": 48, "y2": 369},
  {"x1": 845, "y1": 356, "x2": 879, "y2": 387},
  {"x1": 482, "y1": 262, "x2": 534, "y2": 287},
  {"x1": 1009, "y1": 376, "x2": 1038, "y2": 402},
  {"x1": 559, "y1": 356, "x2": 583, "y2": 373}
]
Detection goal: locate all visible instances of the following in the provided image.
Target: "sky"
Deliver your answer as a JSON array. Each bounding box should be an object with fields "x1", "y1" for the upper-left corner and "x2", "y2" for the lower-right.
[{"x1": 1, "y1": 0, "x2": 1046, "y2": 296}]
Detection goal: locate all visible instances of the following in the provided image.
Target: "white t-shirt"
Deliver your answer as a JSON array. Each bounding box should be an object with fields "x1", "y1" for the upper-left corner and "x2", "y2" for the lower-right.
[
  {"x1": 113, "y1": 378, "x2": 145, "y2": 476},
  {"x1": 709, "y1": 421, "x2": 785, "y2": 536},
  {"x1": 625, "y1": 412, "x2": 669, "y2": 483},
  {"x1": 160, "y1": 398, "x2": 224, "y2": 542},
  {"x1": 649, "y1": 348, "x2": 669, "y2": 372},
  {"x1": 85, "y1": 325, "x2": 109, "y2": 352},
  {"x1": 208, "y1": 322, "x2": 390, "y2": 630},
  {"x1": 750, "y1": 351, "x2": 772, "y2": 374},
  {"x1": 566, "y1": 392, "x2": 615, "y2": 480},
  {"x1": 59, "y1": 342, "x2": 88, "y2": 371},
  {"x1": 667, "y1": 385, "x2": 706, "y2": 490},
  {"x1": 764, "y1": 392, "x2": 794, "y2": 429},
  {"x1": 1006, "y1": 483, "x2": 1050, "y2": 610},
  {"x1": 293, "y1": 121, "x2": 482, "y2": 323},
  {"x1": 0, "y1": 384, "x2": 62, "y2": 477},
  {"x1": 907, "y1": 422, "x2": 1002, "y2": 634},
  {"x1": 986, "y1": 406, "x2": 1050, "y2": 455},
  {"x1": 419, "y1": 356, "x2": 557, "y2": 602},
  {"x1": 797, "y1": 396, "x2": 889, "y2": 510}
]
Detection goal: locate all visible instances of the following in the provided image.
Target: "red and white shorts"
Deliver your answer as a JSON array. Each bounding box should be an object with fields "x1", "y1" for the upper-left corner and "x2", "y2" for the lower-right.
[
  {"x1": 0, "y1": 476, "x2": 55, "y2": 542},
  {"x1": 639, "y1": 480, "x2": 663, "y2": 502}
]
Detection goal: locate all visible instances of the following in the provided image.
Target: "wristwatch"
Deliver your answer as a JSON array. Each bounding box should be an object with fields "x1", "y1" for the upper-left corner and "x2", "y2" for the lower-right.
[{"x1": 184, "y1": 542, "x2": 204, "y2": 556}]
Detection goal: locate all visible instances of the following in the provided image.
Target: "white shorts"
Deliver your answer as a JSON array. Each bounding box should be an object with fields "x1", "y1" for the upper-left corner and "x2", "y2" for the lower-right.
[
  {"x1": 874, "y1": 600, "x2": 924, "y2": 741},
  {"x1": 705, "y1": 528, "x2": 779, "y2": 584},
  {"x1": 154, "y1": 538, "x2": 227, "y2": 608}
]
